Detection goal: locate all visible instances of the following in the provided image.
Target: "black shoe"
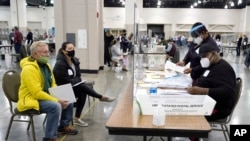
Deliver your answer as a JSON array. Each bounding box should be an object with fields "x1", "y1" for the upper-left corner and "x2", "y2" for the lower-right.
[
  {"x1": 58, "y1": 126, "x2": 78, "y2": 135},
  {"x1": 122, "y1": 68, "x2": 128, "y2": 71}
]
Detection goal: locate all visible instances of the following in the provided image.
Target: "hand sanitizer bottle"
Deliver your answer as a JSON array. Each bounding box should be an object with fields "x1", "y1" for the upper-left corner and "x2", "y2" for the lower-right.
[{"x1": 149, "y1": 82, "x2": 157, "y2": 95}]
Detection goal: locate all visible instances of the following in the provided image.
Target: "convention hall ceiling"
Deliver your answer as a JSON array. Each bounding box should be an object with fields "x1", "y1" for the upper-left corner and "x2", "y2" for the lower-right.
[
  {"x1": 0, "y1": 0, "x2": 249, "y2": 9},
  {"x1": 104, "y1": 0, "x2": 250, "y2": 9}
]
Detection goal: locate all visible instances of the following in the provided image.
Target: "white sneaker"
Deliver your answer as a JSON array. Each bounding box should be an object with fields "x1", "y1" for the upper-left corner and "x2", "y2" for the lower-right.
[{"x1": 73, "y1": 119, "x2": 88, "y2": 127}]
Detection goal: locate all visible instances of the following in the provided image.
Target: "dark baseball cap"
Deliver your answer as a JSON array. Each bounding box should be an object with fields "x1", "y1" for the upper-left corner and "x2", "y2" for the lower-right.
[{"x1": 199, "y1": 43, "x2": 218, "y2": 55}]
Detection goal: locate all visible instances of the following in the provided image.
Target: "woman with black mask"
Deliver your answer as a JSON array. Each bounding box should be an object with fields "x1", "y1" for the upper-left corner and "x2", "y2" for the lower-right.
[{"x1": 53, "y1": 41, "x2": 115, "y2": 127}]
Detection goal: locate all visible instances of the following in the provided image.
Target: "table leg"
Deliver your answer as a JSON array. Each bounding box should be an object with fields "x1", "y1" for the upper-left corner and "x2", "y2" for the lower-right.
[{"x1": 143, "y1": 136, "x2": 147, "y2": 141}]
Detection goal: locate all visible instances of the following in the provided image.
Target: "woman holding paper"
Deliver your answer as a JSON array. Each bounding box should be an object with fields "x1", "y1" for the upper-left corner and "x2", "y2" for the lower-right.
[{"x1": 53, "y1": 41, "x2": 115, "y2": 127}]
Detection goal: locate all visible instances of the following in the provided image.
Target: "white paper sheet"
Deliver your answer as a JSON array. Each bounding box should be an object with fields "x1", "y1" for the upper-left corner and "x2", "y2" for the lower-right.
[
  {"x1": 72, "y1": 80, "x2": 87, "y2": 87},
  {"x1": 165, "y1": 61, "x2": 185, "y2": 73},
  {"x1": 49, "y1": 83, "x2": 76, "y2": 103}
]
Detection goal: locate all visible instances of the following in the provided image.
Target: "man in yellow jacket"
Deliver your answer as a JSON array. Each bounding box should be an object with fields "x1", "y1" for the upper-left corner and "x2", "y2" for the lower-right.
[{"x1": 17, "y1": 41, "x2": 78, "y2": 141}]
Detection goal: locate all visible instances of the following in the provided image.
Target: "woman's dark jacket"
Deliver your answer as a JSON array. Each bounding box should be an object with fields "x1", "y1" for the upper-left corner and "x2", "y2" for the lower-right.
[{"x1": 53, "y1": 52, "x2": 82, "y2": 86}]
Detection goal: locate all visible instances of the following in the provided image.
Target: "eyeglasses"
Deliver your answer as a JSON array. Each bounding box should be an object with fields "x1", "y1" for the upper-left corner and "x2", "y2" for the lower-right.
[{"x1": 38, "y1": 50, "x2": 50, "y2": 55}]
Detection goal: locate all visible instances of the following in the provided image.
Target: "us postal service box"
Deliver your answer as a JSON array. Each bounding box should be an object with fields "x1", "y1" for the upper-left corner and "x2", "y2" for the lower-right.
[{"x1": 136, "y1": 94, "x2": 216, "y2": 115}]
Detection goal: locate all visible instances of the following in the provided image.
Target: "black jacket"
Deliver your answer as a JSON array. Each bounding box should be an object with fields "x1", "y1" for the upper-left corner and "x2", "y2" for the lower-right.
[
  {"x1": 53, "y1": 52, "x2": 82, "y2": 86},
  {"x1": 197, "y1": 59, "x2": 236, "y2": 119}
]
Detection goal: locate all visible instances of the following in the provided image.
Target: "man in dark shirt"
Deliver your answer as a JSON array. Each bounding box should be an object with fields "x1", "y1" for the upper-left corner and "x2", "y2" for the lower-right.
[
  {"x1": 14, "y1": 26, "x2": 23, "y2": 54},
  {"x1": 187, "y1": 43, "x2": 236, "y2": 121},
  {"x1": 242, "y1": 34, "x2": 248, "y2": 55}
]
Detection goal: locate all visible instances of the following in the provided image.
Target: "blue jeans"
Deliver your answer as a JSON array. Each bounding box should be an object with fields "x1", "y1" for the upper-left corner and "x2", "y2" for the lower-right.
[
  {"x1": 14, "y1": 43, "x2": 21, "y2": 54},
  {"x1": 39, "y1": 100, "x2": 73, "y2": 139}
]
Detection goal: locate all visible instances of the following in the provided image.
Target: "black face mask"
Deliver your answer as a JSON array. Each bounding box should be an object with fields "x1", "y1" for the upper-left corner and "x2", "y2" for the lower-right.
[{"x1": 66, "y1": 50, "x2": 75, "y2": 57}]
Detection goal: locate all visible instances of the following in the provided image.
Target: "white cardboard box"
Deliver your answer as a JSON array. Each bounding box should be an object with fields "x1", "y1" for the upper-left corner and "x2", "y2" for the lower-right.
[{"x1": 136, "y1": 94, "x2": 216, "y2": 115}]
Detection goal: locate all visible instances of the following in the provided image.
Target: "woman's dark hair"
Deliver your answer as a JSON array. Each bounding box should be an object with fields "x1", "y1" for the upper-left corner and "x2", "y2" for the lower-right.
[{"x1": 58, "y1": 41, "x2": 73, "y2": 54}]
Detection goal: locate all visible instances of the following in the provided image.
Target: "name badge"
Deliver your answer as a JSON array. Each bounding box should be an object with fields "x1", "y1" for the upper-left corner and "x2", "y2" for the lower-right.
[
  {"x1": 203, "y1": 70, "x2": 210, "y2": 77},
  {"x1": 195, "y1": 48, "x2": 200, "y2": 54},
  {"x1": 68, "y1": 69, "x2": 73, "y2": 75}
]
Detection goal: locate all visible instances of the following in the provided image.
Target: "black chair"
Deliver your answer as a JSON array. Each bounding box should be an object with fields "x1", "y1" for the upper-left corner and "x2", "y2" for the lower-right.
[
  {"x1": 2, "y1": 70, "x2": 42, "y2": 141},
  {"x1": 209, "y1": 77, "x2": 242, "y2": 141}
]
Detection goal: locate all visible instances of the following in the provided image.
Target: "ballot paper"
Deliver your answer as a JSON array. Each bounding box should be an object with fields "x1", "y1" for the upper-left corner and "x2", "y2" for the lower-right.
[
  {"x1": 49, "y1": 83, "x2": 76, "y2": 103},
  {"x1": 72, "y1": 80, "x2": 87, "y2": 87},
  {"x1": 165, "y1": 61, "x2": 185, "y2": 73}
]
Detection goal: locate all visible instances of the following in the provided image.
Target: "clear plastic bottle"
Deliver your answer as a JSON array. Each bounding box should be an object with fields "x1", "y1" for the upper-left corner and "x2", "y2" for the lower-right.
[{"x1": 149, "y1": 82, "x2": 157, "y2": 95}]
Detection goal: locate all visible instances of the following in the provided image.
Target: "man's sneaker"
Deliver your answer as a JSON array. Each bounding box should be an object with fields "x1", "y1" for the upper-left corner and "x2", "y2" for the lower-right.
[
  {"x1": 100, "y1": 96, "x2": 115, "y2": 102},
  {"x1": 74, "y1": 118, "x2": 89, "y2": 127},
  {"x1": 58, "y1": 126, "x2": 78, "y2": 135}
]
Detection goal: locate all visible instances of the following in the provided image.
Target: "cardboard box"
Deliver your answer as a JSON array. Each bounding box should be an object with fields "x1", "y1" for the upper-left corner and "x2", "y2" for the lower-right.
[{"x1": 136, "y1": 93, "x2": 216, "y2": 115}]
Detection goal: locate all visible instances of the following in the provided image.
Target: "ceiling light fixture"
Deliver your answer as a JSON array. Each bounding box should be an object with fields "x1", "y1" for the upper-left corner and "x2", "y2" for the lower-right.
[
  {"x1": 238, "y1": 0, "x2": 242, "y2": 5},
  {"x1": 157, "y1": 0, "x2": 161, "y2": 6},
  {"x1": 231, "y1": 2, "x2": 235, "y2": 7}
]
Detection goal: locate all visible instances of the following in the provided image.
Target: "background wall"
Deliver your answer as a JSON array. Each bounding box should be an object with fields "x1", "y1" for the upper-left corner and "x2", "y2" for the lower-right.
[
  {"x1": 0, "y1": 7, "x2": 54, "y2": 29},
  {"x1": 0, "y1": 6, "x2": 248, "y2": 33}
]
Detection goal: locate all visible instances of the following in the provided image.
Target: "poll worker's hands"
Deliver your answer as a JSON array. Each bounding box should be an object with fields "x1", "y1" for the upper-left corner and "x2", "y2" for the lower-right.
[
  {"x1": 58, "y1": 99, "x2": 69, "y2": 109},
  {"x1": 176, "y1": 61, "x2": 185, "y2": 66},
  {"x1": 183, "y1": 68, "x2": 192, "y2": 74},
  {"x1": 187, "y1": 86, "x2": 209, "y2": 95}
]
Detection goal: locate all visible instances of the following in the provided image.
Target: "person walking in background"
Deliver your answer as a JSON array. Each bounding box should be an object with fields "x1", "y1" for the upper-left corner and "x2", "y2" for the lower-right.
[
  {"x1": 9, "y1": 28, "x2": 14, "y2": 51},
  {"x1": 53, "y1": 41, "x2": 115, "y2": 127},
  {"x1": 242, "y1": 34, "x2": 248, "y2": 55},
  {"x1": 26, "y1": 27, "x2": 33, "y2": 55},
  {"x1": 120, "y1": 29, "x2": 130, "y2": 71},
  {"x1": 17, "y1": 41, "x2": 78, "y2": 141},
  {"x1": 236, "y1": 33, "x2": 242, "y2": 56},
  {"x1": 13, "y1": 26, "x2": 23, "y2": 59},
  {"x1": 104, "y1": 29, "x2": 114, "y2": 67}
]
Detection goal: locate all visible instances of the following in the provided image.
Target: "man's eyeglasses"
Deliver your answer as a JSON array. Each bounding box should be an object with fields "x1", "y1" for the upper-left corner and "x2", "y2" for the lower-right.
[{"x1": 38, "y1": 51, "x2": 50, "y2": 55}]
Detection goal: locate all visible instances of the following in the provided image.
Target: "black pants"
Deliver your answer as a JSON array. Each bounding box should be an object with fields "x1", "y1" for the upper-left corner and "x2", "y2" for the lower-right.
[
  {"x1": 104, "y1": 46, "x2": 111, "y2": 66},
  {"x1": 73, "y1": 83, "x2": 102, "y2": 118}
]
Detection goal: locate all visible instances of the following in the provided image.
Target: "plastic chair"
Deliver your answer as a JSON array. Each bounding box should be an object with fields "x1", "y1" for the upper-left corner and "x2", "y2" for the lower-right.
[
  {"x1": 209, "y1": 77, "x2": 242, "y2": 141},
  {"x1": 2, "y1": 70, "x2": 41, "y2": 141}
]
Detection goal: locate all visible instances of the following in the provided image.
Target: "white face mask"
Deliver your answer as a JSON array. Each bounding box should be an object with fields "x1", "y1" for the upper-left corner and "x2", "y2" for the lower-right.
[
  {"x1": 194, "y1": 36, "x2": 203, "y2": 45},
  {"x1": 200, "y1": 57, "x2": 210, "y2": 68}
]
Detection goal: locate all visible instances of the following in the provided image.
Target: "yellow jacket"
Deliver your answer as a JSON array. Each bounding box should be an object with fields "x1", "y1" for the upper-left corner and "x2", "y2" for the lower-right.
[{"x1": 17, "y1": 57, "x2": 58, "y2": 112}]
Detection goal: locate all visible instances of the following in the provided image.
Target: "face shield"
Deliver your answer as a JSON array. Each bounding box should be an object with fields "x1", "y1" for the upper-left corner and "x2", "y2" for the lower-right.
[{"x1": 189, "y1": 24, "x2": 205, "y2": 38}]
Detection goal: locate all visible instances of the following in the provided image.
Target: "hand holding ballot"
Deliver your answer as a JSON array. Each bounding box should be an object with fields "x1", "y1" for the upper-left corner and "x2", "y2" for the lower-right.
[{"x1": 58, "y1": 99, "x2": 70, "y2": 109}]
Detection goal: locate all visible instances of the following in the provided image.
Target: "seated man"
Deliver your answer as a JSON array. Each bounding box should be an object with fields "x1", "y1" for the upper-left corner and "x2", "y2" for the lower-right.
[
  {"x1": 17, "y1": 41, "x2": 78, "y2": 141},
  {"x1": 188, "y1": 43, "x2": 236, "y2": 121},
  {"x1": 187, "y1": 43, "x2": 236, "y2": 141},
  {"x1": 165, "y1": 39, "x2": 177, "y2": 63}
]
